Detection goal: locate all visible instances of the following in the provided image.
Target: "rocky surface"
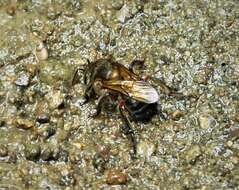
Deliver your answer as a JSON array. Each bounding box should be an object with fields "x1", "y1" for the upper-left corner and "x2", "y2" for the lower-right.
[{"x1": 0, "y1": 0, "x2": 238, "y2": 189}]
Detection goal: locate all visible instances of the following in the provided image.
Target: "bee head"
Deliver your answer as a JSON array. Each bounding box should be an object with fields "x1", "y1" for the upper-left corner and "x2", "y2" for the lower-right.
[{"x1": 93, "y1": 78, "x2": 105, "y2": 96}]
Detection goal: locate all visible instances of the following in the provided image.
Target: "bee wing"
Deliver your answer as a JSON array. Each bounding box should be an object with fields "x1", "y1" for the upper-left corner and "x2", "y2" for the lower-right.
[
  {"x1": 103, "y1": 80, "x2": 159, "y2": 103},
  {"x1": 116, "y1": 63, "x2": 141, "y2": 81}
]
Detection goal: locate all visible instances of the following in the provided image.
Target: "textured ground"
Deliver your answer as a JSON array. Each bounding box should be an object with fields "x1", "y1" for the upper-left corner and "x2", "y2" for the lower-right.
[{"x1": 0, "y1": 0, "x2": 238, "y2": 189}]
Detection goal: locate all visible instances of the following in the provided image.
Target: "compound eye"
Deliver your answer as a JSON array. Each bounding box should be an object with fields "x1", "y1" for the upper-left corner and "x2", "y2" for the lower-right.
[
  {"x1": 93, "y1": 79, "x2": 103, "y2": 94},
  {"x1": 110, "y1": 69, "x2": 120, "y2": 80}
]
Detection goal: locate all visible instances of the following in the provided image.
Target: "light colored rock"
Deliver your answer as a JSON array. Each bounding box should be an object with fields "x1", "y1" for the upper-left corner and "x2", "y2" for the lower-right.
[
  {"x1": 46, "y1": 90, "x2": 64, "y2": 109},
  {"x1": 199, "y1": 114, "x2": 216, "y2": 129},
  {"x1": 185, "y1": 145, "x2": 201, "y2": 163},
  {"x1": 15, "y1": 72, "x2": 30, "y2": 87},
  {"x1": 106, "y1": 169, "x2": 128, "y2": 185},
  {"x1": 137, "y1": 140, "x2": 155, "y2": 160}
]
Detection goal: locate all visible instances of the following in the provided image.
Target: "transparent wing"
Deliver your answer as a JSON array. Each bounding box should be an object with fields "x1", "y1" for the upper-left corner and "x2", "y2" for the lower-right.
[
  {"x1": 103, "y1": 80, "x2": 159, "y2": 103},
  {"x1": 116, "y1": 63, "x2": 140, "y2": 81}
]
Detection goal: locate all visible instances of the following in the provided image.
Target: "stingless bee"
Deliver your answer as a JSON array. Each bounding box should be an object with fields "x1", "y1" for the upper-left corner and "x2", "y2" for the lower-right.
[{"x1": 72, "y1": 58, "x2": 162, "y2": 156}]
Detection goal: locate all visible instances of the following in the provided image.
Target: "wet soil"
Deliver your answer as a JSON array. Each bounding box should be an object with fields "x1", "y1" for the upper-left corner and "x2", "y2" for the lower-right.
[{"x1": 0, "y1": 0, "x2": 238, "y2": 189}]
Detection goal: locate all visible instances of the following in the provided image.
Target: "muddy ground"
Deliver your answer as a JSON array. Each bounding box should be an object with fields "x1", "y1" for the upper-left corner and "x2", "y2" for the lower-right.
[{"x1": 0, "y1": 0, "x2": 238, "y2": 189}]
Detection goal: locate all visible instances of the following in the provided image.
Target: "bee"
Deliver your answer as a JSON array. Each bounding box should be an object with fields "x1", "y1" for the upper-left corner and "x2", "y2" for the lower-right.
[{"x1": 72, "y1": 58, "x2": 161, "y2": 156}]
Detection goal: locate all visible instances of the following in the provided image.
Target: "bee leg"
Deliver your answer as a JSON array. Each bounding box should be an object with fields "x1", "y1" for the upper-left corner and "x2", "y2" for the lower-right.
[
  {"x1": 119, "y1": 107, "x2": 137, "y2": 158},
  {"x1": 156, "y1": 104, "x2": 167, "y2": 120},
  {"x1": 129, "y1": 60, "x2": 145, "y2": 73},
  {"x1": 72, "y1": 68, "x2": 85, "y2": 86},
  {"x1": 80, "y1": 95, "x2": 90, "y2": 106},
  {"x1": 79, "y1": 85, "x2": 93, "y2": 106},
  {"x1": 90, "y1": 93, "x2": 109, "y2": 118}
]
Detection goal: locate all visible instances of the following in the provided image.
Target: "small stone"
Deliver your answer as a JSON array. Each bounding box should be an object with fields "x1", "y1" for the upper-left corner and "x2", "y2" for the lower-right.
[
  {"x1": 92, "y1": 154, "x2": 106, "y2": 172},
  {"x1": 194, "y1": 67, "x2": 213, "y2": 85},
  {"x1": 28, "y1": 131, "x2": 39, "y2": 141},
  {"x1": 195, "y1": 71, "x2": 208, "y2": 85},
  {"x1": 226, "y1": 141, "x2": 233, "y2": 147},
  {"x1": 117, "y1": 4, "x2": 131, "y2": 23},
  {"x1": 69, "y1": 153, "x2": 82, "y2": 165},
  {"x1": 229, "y1": 128, "x2": 239, "y2": 140},
  {"x1": 106, "y1": 169, "x2": 128, "y2": 185},
  {"x1": 231, "y1": 156, "x2": 239, "y2": 165},
  {"x1": 39, "y1": 59, "x2": 74, "y2": 86},
  {"x1": 41, "y1": 146, "x2": 54, "y2": 161},
  {"x1": 199, "y1": 114, "x2": 216, "y2": 129},
  {"x1": 0, "y1": 145, "x2": 8, "y2": 157},
  {"x1": 25, "y1": 144, "x2": 41, "y2": 161},
  {"x1": 40, "y1": 125, "x2": 56, "y2": 140},
  {"x1": 234, "y1": 114, "x2": 239, "y2": 122},
  {"x1": 184, "y1": 145, "x2": 201, "y2": 164},
  {"x1": 36, "y1": 115, "x2": 50, "y2": 124},
  {"x1": 59, "y1": 173, "x2": 75, "y2": 186},
  {"x1": 6, "y1": 5, "x2": 16, "y2": 16},
  {"x1": 171, "y1": 110, "x2": 184, "y2": 120},
  {"x1": 55, "y1": 129, "x2": 69, "y2": 142},
  {"x1": 137, "y1": 140, "x2": 155, "y2": 160},
  {"x1": 14, "y1": 118, "x2": 34, "y2": 130},
  {"x1": 46, "y1": 90, "x2": 64, "y2": 110},
  {"x1": 41, "y1": 145, "x2": 60, "y2": 161},
  {"x1": 96, "y1": 144, "x2": 110, "y2": 161},
  {"x1": 35, "y1": 41, "x2": 48, "y2": 61},
  {"x1": 7, "y1": 151, "x2": 17, "y2": 163},
  {"x1": 35, "y1": 101, "x2": 50, "y2": 123},
  {"x1": 15, "y1": 72, "x2": 30, "y2": 87},
  {"x1": 26, "y1": 64, "x2": 38, "y2": 78},
  {"x1": 112, "y1": 0, "x2": 124, "y2": 10},
  {"x1": 58, "y1": 149, "x2": 69, "y2": 162}
]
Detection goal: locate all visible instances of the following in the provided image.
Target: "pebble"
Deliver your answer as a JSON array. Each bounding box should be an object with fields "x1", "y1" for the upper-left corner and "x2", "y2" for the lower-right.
[
  {"x1": 106, "y1": 169, "x2": 128, "y2": 185},
  {"x1": 226, "y1": 141, "x2": 233, "y2": 147},
  {"x1": 111, "y1": 0, "x2": 124, "y2": 10},
  {"x1": 55, "y1": 129, "x2": 69, "y2": 142},
  {"x1": 199, "y1": 114, "x2": 216, "y2": 129},
  {"x1": 59, "y1": 167, "x2": 75, "y2": 186},
  {"x1": 194, "y1": 67, "x2": 213, "y2": 85},
  {"x1": 35, "y1": 41, "x2": 48, "y2": 61},
  {"x1": 69, "y1": 153, "x2": 82, "y2": 165},
  {"x1": 92, "y1": 154, "x2": 106, "y2": 172},
  {"x1": 40, "y1": 145, "x2": 60, "y2": 161},
  {"x1": 40, "y1": 146, "x2": 54, "y2": 161},
  {"x1": 171, "y1": 110, "x2": 184, "y2": 120},
  {"x1": 184, "y1": 145, "x2": 201, "y2": 164},
  {"x1": 26, "y1": 64, "x2": 38, "y2": 78},
  {"x1": 39, "y1": 59, "x2": 74, "y2": 86},
  {"x1": 35, "y1": 101, "x2": 50, "y2": 123},
  {"x1": 15, "y1": 72, "x2": 30, "y2": 87},
  {"x1": 6, "y1": 5, "x2": 16, "y2": 16},
  {"x1": 25, "y1": 144, "x2": 41, "y2": 161},
  {"x1": 231, "y1": 156, "x2": 239, "y2": 165},
  {"x1": 7, "y1": 151, "x2": 17, "y2": 163},
  {"x1": 96, "y1": 144, "x2": 110, "y2": 161},
  {"x1": 195, "y1": 70, "x2": 208, "y2": 85},
  {"x1": 117, "y1": 4, "x2": 131, "y2": 23},
  {"x1": 229, "y1": 128, "x2": 239, "y2": 140},
  {"x1": 234, "y1": 114, "x2": 239, "y2": 122},
  {"x1": 137, "y1": 140, "x2": 155, "y2": 160},
  {"x1": 14, "y1": 117, "x2": 34, "y2": 130},
  {"x1": 0, "y1": 145, "x2": 8, "y2": 157},
  {"x1": 59, "y1": 173, "x2": 75, "y2": 186},
  {"x1": 40, "y1": 125, "x2": 56, "y2": 140},
  {"x1": 46, "y1": 90, "x2": 65, "y2": 109},
  {"x1": 57, "y1": 149, "x2": 69, "y2": 162}
]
